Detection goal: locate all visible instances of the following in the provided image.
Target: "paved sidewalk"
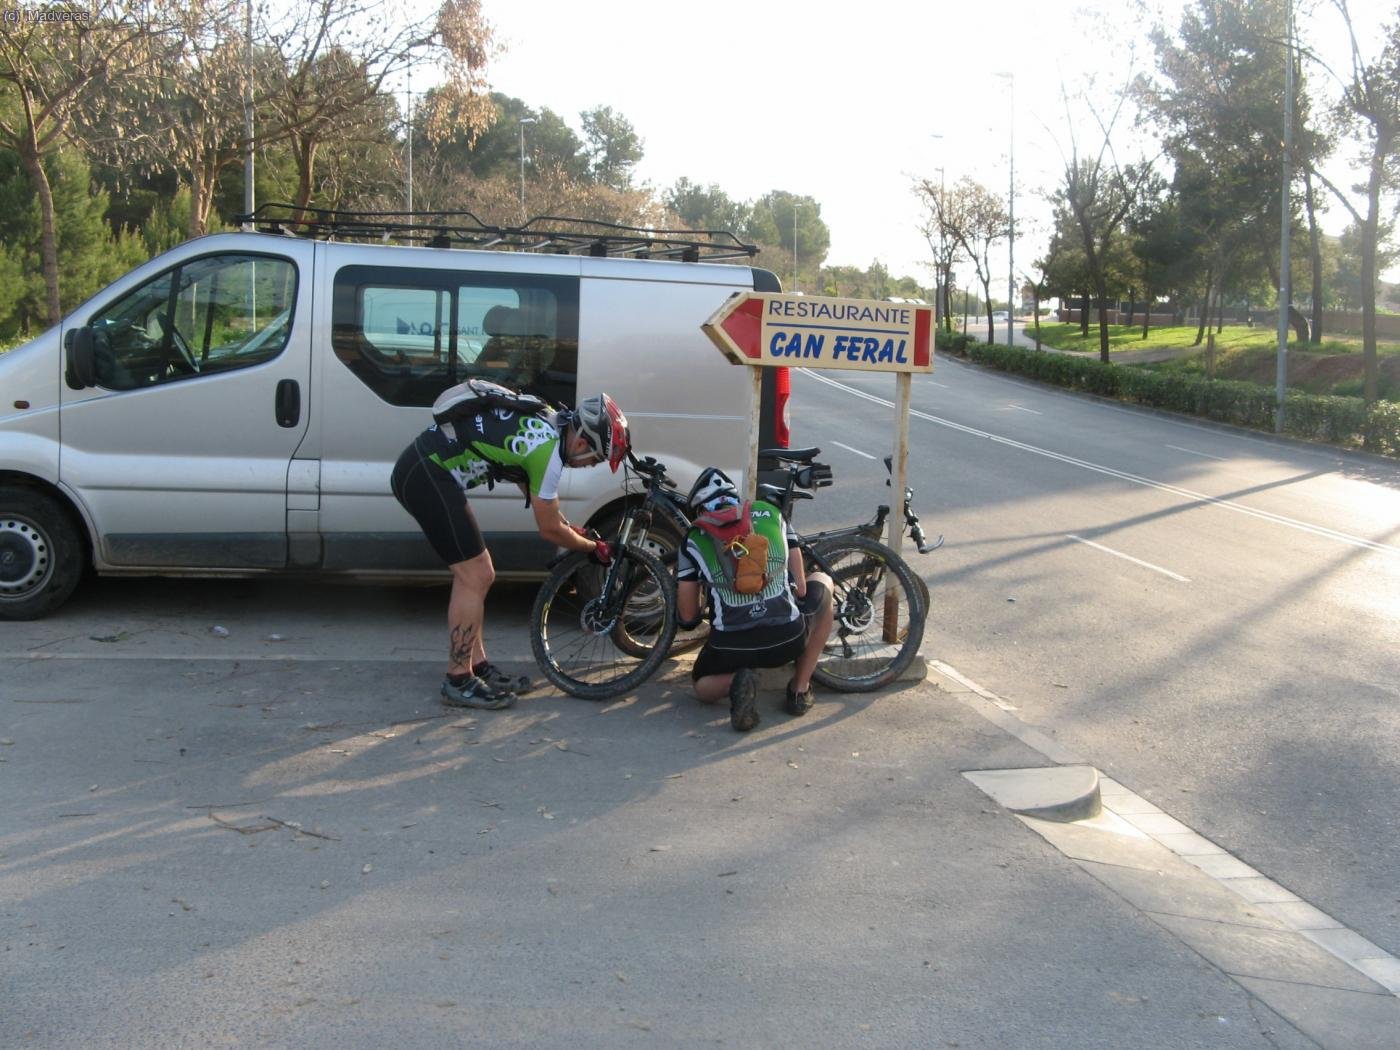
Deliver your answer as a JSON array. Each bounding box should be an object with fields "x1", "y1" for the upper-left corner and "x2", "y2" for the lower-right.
[{"x1": 5, "y1": 594, "x2": 1397, "y2": 1047}]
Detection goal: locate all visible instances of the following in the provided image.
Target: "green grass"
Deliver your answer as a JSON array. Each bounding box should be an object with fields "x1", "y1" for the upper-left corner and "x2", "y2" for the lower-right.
[
  {"x1": 1027, "y1": 321, "x2": 1400, "y2": 357},
  {"x1": 1023, "y1": 322, "x2": 1400, "y2": 401}
]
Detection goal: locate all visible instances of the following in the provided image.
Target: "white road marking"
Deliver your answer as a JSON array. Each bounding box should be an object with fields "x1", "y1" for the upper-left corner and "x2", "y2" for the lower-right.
[
  {"x1": 800, "y1": 369, "x2": 1400, "y2": 557},
  {"x1": 1066, "y1": 534, "x2": 1191, "y2": 582},
  {"x1": 831, "y1": 441, "x2": 877, "y2": 460},
  {"x1": 1007, "y1": 404, "x2": 1042, "y2": 414},
  {"x1": 1166, "y1": 444, "x2": 1227, "y2": 461}
]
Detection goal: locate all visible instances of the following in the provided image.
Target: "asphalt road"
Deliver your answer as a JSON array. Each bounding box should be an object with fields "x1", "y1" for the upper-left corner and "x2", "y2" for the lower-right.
[
  {"x1": 789, "y1": 356, "x2": 1400, "y2": 960},
  {"x1": 5, "y1": 351, "x2": 1400, "y2": 1046}
]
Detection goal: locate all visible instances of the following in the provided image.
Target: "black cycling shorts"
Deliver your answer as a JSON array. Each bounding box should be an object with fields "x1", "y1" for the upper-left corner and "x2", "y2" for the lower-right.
[
  {"x1": 391, "y1": 438, "x2": 486, "y2": 565},
  {"x1": 691, "y1": 581, "x2": 829, "y2": 680}
]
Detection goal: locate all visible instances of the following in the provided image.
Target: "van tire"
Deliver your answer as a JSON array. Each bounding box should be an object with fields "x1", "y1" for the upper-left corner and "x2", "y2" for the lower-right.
[{"x1": 0, "y1": 487, "x2": 84, "y2": 621}]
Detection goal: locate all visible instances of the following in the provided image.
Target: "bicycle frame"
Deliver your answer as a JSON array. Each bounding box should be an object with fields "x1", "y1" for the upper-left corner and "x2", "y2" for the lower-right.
[{"x1": 759, "y1": 451, "x2": 943, "y2": 558}]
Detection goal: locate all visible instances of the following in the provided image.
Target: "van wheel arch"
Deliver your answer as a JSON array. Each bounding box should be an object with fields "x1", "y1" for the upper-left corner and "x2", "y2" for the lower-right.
[
  {"x1": 0, "y1": 477, "x2": 90, "y2": 620},
  {"x1": 588, "y1": 496, "x2": 687, "y2": 559}
]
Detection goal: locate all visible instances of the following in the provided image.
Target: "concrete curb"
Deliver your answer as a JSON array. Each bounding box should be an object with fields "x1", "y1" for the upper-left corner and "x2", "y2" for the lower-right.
[{"x1": 963, "y1": 765, "x2": 1103, "y2": 823}]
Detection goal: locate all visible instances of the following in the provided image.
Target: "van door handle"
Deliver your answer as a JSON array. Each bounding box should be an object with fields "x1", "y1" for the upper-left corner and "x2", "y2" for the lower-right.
[{"x1": 275, "y1": 379, "x2": 301, "y2": 428}]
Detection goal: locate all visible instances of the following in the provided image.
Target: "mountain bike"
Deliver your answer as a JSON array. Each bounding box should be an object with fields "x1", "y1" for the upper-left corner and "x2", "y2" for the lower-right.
[
  {"x1": 757, "y1": 448, "x2": 942, "y2": 692},
  {"x1": 528, "y1": 541, "x2": 677, "y2": 701},
  {"x1": 528, "y1": 452, "x2": 694, "y2": 700},
  {"x1": 530, "y1": 448, "x2": 939, "y2": 699}
]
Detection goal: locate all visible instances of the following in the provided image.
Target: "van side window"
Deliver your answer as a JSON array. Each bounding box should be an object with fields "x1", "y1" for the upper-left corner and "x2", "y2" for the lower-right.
[
  {"x1": 331, "y1": 266, "x2": 580, "y2": 409},
  {"x1": 88, "y1": 255, "x2": 296, "y2": 390}
]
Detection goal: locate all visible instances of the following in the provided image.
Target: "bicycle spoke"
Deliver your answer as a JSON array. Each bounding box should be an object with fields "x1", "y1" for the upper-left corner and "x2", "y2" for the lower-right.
[
  {"x1": 531, "y1": 547, "x2": 678, "y2": 700},
  {"x1": 808, "y1": 536, "x2": 925, "y2": 692}
]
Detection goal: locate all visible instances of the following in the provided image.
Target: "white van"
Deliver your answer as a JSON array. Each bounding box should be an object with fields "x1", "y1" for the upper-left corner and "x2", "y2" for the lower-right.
[{"x1": 0, "y1": 213, "x2": 789, "y2": 619}]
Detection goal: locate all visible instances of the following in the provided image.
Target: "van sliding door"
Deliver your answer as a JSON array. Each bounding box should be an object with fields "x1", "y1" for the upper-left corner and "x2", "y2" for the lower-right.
[{"x1": 317, "y1": 259, "x2": 581, "y2": 573}]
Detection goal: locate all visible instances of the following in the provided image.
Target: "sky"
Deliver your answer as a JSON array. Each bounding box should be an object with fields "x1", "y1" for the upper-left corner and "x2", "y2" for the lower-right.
[{"x1": 410, "y1": 0, "x2": 1395, "y2": 294}]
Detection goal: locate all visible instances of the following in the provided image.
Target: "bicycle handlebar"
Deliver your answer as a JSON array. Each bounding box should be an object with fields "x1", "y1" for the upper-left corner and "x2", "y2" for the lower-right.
[{"x1": 626, "y1": 452, "x2": 678, "y2": 489}]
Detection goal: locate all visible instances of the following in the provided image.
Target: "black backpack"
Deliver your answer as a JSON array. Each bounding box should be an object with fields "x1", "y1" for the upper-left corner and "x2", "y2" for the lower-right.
[{"x1": 431, "y1": 378, "x2": 555, "y2": 426}]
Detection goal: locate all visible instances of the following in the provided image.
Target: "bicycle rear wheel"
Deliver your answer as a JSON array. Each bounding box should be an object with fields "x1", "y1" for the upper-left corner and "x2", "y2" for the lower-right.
[
  {"x1": 808, "y1": 535, "x2": 925, "y2": 693},
  {"x1": 531, "y1": 545, "x2": 677, "y2": 700}
]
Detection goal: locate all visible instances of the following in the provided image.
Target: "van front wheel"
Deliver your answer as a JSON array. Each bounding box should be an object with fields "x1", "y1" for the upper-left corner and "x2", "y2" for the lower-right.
[{"x1": 0, "y1": 488, "x2": 84, "y2": 620}]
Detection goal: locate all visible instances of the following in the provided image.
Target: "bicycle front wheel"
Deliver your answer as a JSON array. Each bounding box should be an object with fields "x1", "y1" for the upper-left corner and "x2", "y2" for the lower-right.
[
  {"x1": 604, "y1": 514, "x2": 707, "y2": 658},
  {"x1": 808, "y1": 535, "x2": 926, "y2": 693},
  {"x1": 531, "y1": 545, "x2": 678, "y2": 700}
]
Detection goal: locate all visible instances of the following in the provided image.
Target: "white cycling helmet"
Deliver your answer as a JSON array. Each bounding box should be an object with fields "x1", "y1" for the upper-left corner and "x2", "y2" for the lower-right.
[{"x1": 687, "y1": 467, "x2": 744, "y2": 528}]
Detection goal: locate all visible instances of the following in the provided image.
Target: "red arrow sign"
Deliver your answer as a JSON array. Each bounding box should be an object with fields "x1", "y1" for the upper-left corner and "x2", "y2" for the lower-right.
[
  {"x1": 703, "y1": 292, "x2": 934, "y2": 373},
  {"x1": 718, "y1": 295, "x2": 764, "y2": 360}
]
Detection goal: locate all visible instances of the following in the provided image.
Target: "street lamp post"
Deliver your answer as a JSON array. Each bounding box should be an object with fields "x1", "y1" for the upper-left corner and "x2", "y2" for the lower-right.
[
  {"x1": 791, "y1": 200, "x2": 801, "y2": 291},
  {"x1": 518, "y1": 116, "x2": 537, "y2": 224},
  {"x1": 243, "y1": 0, "x2": 253, "y2": 228},
  {"x1": 405, "y1": 72, "x2": 415, "y2": 213},
  {"x1": 1276, "y1": 0, "x2": 1294, "y2": 433},
  {"x1": 929, "y1": 132, "x2": 946, "y2": 330},
  {"x1": 994, "y1": 72, "x2": 1015, "y2": 348}
]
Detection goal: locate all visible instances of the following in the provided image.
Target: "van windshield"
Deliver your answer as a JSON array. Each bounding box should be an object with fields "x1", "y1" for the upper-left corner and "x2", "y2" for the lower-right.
[{"x1": 89, "y1": 255, "x2": 296, "y2": 390}]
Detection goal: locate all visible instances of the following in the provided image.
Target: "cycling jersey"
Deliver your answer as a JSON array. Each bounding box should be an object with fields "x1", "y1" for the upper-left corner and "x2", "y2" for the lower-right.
[
  {"x1": 676, "y1": 500, "x2": 800, "y2": 632},
  {"x1": 417, "y1": 408, "x2": 566, "y2": 501}
]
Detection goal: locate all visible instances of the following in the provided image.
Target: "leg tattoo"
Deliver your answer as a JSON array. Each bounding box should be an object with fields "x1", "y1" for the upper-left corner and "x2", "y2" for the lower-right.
[{"x1": 450, "y1": 623, "x2": 477, "y2": 669}]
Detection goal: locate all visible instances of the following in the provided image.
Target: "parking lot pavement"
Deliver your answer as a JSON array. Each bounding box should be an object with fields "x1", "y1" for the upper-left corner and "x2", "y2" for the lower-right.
[{"x1": 2, "y1": 579, "x2": 1393, "y2": 1047}]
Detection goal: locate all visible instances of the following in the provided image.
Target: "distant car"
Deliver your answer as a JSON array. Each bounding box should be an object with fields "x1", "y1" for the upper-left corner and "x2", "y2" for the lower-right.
[{"x1": 992, "y1": 311, "x2": 1009, "y2": 323}]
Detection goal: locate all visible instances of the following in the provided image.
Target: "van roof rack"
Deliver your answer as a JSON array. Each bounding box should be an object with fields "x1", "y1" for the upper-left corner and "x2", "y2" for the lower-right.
[{"x1": 233, "y1": 204, "x2": 759, "y2": 263}]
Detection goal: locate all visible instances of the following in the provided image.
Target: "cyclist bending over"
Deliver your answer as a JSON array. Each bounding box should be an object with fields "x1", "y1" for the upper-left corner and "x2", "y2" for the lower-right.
[
  {"x1": 675, "y1": 467, "x2": 834, "y2": 732},
  {"x1": 392, "y1": 391, "x2": 629, "y2": 709}
]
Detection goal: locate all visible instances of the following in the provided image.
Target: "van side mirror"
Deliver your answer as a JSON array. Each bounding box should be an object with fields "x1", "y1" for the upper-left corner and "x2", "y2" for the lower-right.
[{"x1": 65, "y1": 326, "x2": 97, "y2": 389}]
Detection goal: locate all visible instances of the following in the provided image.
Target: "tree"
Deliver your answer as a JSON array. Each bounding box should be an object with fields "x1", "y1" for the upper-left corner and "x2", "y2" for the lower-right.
[
  {"x1": 1055, "y1": 153, "x2": 1151, "y2": 361},
  {"x1": 1020, "y1": 265, "x2": 1050, "y2": 349},
  {"x1": 1143, "y1": 0, "x2": 1326, "y2": 344},
  {"x1": 816, "y1": 261, "x2": 926, "y2": 301},
  {"x1": 665, "y1": 178, "x2": 749, "y2": 234},
  {"x1": 745, "y1": 190, "x2": 829, "y2": 291},
  {"x1": 1313, "y1": 1, "x2": 1400, "y2": 404},
  {"x1": 1329, "y1": 221, "x2": 1398, "y2": 309},
  {"x1": 580, "y1": 105, "x2": 642, "y2": 190},
  {"x1": 85, "y1": 0, "x2": 251, "y2": 238},
  {"x1": 1130, "y1": 188, "x2": 1200, "y2": 339},
  {"x1": 0, "y1": 1, "x2": 156, "y2": 326},
  {"x1": 0, "y1": 147, "x2": 145, "y2": 338},
  {"x1": 258, "y1": 0, "x2": 495, "y2": 218},
  {"x1": 1039, "y1": 204, "x2": 1093, "y2": 335},
  {"x1": 913, "y1": 174, "x2": 959, "y2": 330},
  {"x1": 1053, "y1": 69, "x2": 1155, "y2": 361},
  {"x1": 416, "y1": 0, "x2": 496, "y2": 149},
  {"x1": 435, "y1": 94, "x2": 586, "y2": 183},
  {"x1": 940, "y1": 177, "x2": 1008, "y2": 344},
  {"x1": 86, "y1": 0, "x2": 495, "y2": 238}
]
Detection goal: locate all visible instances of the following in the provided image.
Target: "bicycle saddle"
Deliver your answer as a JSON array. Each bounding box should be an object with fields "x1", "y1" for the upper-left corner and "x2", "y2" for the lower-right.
[{"x1": 759, "y1": 446, "x2": 820, "y2": 463}]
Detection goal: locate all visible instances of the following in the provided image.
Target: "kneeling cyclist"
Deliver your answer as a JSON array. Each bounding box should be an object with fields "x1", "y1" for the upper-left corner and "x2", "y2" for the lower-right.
[{"x1": 675, "y1": 467, "x2": 834, "y2": 732}]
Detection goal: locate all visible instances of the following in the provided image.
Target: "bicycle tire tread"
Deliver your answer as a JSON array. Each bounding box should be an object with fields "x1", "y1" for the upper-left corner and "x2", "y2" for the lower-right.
[{"x1": 530, "y1": 546, "x2": 678, "y2": 700}]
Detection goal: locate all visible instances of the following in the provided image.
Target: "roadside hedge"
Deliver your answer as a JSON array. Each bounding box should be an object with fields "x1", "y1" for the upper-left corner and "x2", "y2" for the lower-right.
[{"x1": 935, "y1": 332, "x2": 1400, "y2": 457}]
